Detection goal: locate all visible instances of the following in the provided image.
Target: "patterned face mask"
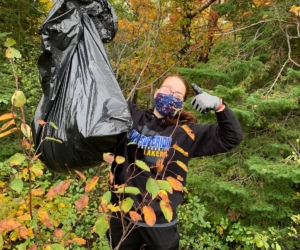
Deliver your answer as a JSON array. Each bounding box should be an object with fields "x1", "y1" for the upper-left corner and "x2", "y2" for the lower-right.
[{"x1": 154, "y1": 93, "x2": 183, "y2": 117}]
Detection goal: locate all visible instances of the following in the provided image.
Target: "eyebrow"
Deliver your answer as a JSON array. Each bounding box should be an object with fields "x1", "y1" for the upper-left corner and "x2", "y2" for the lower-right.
[{"x1": 161, "y1": 85, "x2": 184, "y2": 95}]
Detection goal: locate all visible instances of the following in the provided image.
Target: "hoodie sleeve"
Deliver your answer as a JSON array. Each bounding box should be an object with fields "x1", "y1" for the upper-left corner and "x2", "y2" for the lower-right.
[{"x1": 189, "y1": 106, "x2": 243, "y2": 157}]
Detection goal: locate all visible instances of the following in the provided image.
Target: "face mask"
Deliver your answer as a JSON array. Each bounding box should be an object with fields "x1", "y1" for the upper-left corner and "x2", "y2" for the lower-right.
[{"x1": 154, "y1": 93, "x2": 183, "y2": 117}]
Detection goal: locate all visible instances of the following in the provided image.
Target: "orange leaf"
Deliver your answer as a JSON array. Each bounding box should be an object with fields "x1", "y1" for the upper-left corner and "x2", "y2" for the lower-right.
[
  {"x1": 181, "y1": 125, "x2": 195, "y2": 140},
  {"x1": 85, "y1": 176, "x2": 99, "y2": 192},
  {"x1": 74, "y1": 237, "x2": 86, "y2": 245},
  {"x1": 173, "y1": 143, "x2": 188, "y2": 157},
  {"x1": 43, "y1": 219, "x2": 54, "y2": 228},
  {"x1": 142, "y1": 206, "x2": 156, "y2": 226},
  {"x1": 114, "y1": 184, "x2": 126, "y2": 189},
  {"x1": 17, "y1": 214, "x2": 31, "y2": 221},
  {"x1": 0, "y1": 218, "x2": 21, "y2": 231},
  {"x1": 45, "y1": 180, "x2": 72, "y2": 198},
  {"x1": 75, "y1": 170, "x2": 86, "y2": 181},
  {"x1": 0, "y1": 113, "x2": 15, "y2": 121},
  {"x1": 129, "y1": 211, "x2": 142, "y2": 222},
  {"x1": 109, "y1": 170, "x2": 114, "y2": 184},
  {"x1": 103, "y1": 153, "x2": 114, "y2": 164},
  {"x1": 54, "y1": 228, "x2": 63, "y2": 239},
  {"x1": 75, "y1": 195, "x2": 89, "y2": 211},
  {"x1": 21, "y1": 138, "x2": 31, "y2": 150},
  {"x1": 155, "y1": 159, "x2": 164, "y2": 173},
  {"x1": 31, "y1": 188, "x2": 45, "y2": 197},
  {"x1": 176, "y1": 160, "x2": 188, "y2": 172},
  {"x1": 166, "y1": 176, "x2": 183, "y2": 191},
  {"x1": 177, "y1": 175, "x2": 183, "y2": 181},
  {"x1": 28, "y1": 244, "x2": 37, "y2": 250},
  {"x1": 161, "y1": 152, "x2": 168, "y2": 158},
  {"x1": 32, "y1": 153, "x2": 42, "y2": 161},
  {"x1": 158, "y1": 190, "x2": 170, "y2": 202},
  {"x1": 0, "y1": 119, "x2": 15, "y2": 132},
  {"x1": 98, "y1": 204, "x2": 109, "y2": 213},
  {"x1": 36, "y1": 119, "x2": 46, "y2": 125},
  {"x1": 18, "y1": 226, "x2": 28, "y2": 239}
]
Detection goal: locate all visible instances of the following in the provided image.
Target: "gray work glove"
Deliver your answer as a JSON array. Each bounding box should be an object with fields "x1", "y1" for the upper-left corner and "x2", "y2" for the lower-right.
[{"x1": 191, "y1": 83, "x2": 222, "y2": 114}]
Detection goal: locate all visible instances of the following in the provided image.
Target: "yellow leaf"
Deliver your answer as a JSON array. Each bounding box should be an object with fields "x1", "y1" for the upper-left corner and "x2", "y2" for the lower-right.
[
  {"x1": 0, "y1": 119, "x2": 15, "y2": 132},
  {"x1": 31, "y1": 188, "x2": 45, "y2": 196},
  {"x1": 176, "y1": 160, "x2": 188, "y2": 172},
  {"x1": 21, "y1": 123, "x2": 32, "y2": 139},
  {"x1": 181, "y1": 125, "x2": 195, "y2": 140},
  {"x1": 17, "y1": 214, "x2": 31, "y2": 221},
  {"x1": 160, "y1": 200, "x2": 173, "y2": 222},
  {"x1": 166, "y1": 176, "x2": 183, "y2": 191},
  {"x1": 142, "y1": 206, "x2": 156, "y2": 226},
  {"x1": 173, "y1": 143, "x2": 188, "y2": 157},
  {"x1": 0, "y1": 113, "x2": 15, "y2": 121},
  {"x1": 85, "y1": 176, "x2": 99, "y2": 192},
  {"x1": 11, "y1": 90, "x2": 26, "y2": 107},
  {"x1": 115, "y1": 156, "x2": 125, "y2": 164},
  {"x1": 0, "y1": 127, "x2": 18, "y2": 138},
  {"x1": 106, "y1": 204, "x2": 120, "y2": 212}
]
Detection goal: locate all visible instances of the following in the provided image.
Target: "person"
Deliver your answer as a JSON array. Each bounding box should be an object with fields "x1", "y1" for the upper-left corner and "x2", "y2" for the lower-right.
[{"x1": 109, "y1": 74, "x2": 243, "y2": 250}]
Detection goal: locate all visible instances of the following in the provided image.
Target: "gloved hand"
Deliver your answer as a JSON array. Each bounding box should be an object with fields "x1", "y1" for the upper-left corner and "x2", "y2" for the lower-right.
[{"x1": 191, "y1": 83, "x2": 222, "y2": 114}]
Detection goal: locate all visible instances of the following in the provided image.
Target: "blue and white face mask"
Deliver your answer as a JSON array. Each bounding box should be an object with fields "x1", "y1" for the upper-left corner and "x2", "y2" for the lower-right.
[{"x1": 154, "y1": 93, "x2": 183, "y2": 117}]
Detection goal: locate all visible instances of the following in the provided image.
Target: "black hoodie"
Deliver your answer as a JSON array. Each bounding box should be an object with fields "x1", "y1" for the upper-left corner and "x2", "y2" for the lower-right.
[{"x1": 112, "y1": 101, "x2": 243, "y2": 226}]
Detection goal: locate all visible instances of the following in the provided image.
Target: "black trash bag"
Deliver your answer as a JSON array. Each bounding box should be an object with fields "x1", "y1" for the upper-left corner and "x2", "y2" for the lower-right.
[{"x1": 31, "y1": 0, "x2": 132, "y2": 173}]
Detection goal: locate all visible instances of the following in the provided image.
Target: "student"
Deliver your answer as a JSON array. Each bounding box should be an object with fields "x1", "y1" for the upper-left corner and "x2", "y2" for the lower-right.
[{"x1": 109, "y1": 74, "x2": 243, "y2": 250}]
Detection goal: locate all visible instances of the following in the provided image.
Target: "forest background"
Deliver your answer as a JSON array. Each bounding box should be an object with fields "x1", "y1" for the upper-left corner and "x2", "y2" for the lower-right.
[{"x1": 0, "y1": 0, "x2": 300, "y2": 249}]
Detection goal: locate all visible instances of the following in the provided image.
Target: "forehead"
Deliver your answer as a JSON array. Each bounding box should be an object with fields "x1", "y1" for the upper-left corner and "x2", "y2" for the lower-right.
[{"x1": 162, "y1": 77, "x2": 186, "y2": 92}]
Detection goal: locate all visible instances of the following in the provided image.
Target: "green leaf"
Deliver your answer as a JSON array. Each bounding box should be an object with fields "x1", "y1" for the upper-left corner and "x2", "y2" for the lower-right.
[
  {"x1": 0, "y1": 235, "x2": 3, "y2": 249},
  {"x1": 4, "y1": 38, "x2": 16, "y2": 47},
  {"x1": 160, "y1": 200, "x2": 173, "y2": 222},
  {"x1": 50, "y1": 244, "x2": 64, "y2": 250},
  {"x1": 0, "y1": 32, "x2": 11, "y2": 39},
  {"x1": 182, "y1": 186, "x2": 188, "y2": 194},
  {"x1": 11, "y1": 90, "x2": 26, "y2": 107},
  {"x1": 115, "y1": 186, "x2": 140, "y2": 195},
  {"x1": 121, "y1": 197, "x2": 134, "y2": 213},
  {"x1": 49, "y1": 122, "x2": 58, "y2": 129},
  {"x1": 8, "y1": 153, "x2": 26, "y2": 166},
  {"x1": 275, "y1": 243, "x2": 281, "y2": 250},
  {"x1": 45, "y1": 137, "x2": 63, "y2": 143},
  {"x1": 101, "y1": 191, "x2": 112, "y2": 204},
  {"x1": 157, "y1": 180, "x2": 173, "y2": 194},
  {"x1": 146, "y1": 178, "x2": 159, "y2": 199},
  {"x1": 135, "y1": 160, "x2": 150, "y2": 172},
  {"x1": 127, "y1": 142, "x2": 136, "y2": 145},
  {"x1": 16, "y1": 242, "x2": 26, "y2": 250},
  {"x1": 94, "y1": 214, "x2": 109, "y2": 237},
  {"x1": 10, "y1": 178, "x2": 23, "y2": 193}
]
